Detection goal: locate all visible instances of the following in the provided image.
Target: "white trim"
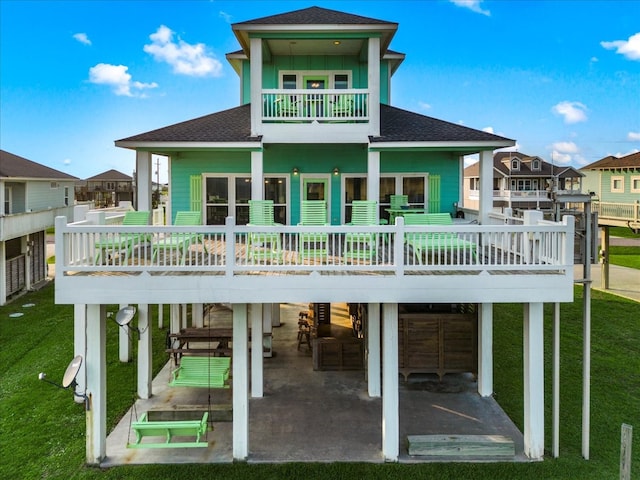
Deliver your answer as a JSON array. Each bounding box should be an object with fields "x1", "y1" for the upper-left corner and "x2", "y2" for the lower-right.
[
  {"x1": 631, "y1": 175, "x2": 640, "y2": 193},
  {"x1": 114, "y1": 141, "x2": 262, "y2": 150},
  {"x1": 300, "y1": 174, "x2": 331, "y2": 215},
  {"x1": 279, "y1": 70, "x2": 352, "y2": 89},
  {"x1": 369, "y1": 141, "x2": 515, "y2": 150},
  {"x1": 611, "y1": 175, "x2": 624, "y2": 193}
]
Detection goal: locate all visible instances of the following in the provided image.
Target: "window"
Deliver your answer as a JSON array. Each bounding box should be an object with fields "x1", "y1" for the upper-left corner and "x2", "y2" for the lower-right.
[
  {"x1": 511, "y1": 159, "x2": 520, "y2": 171},
  {"x1": 611, "y1": 176, "x2": 624, "y2": 193},
  {"x1": 280, "y1": 71, "x2": 351, "y2": 89},
  {"x1": 282, "y1": 74, "x2": 297, "y2": 89},
  {"x1": 264, "y1": 176, "x2": 288, "y2": 224},
  {"x1": 64, "y1": 187, "x2": 69, "y2": 206},
  {"x1": 532, "y1": 159, "x2": 540, "y2": 170},
  {"x1": 4, "y1": 186, "x2": 11, "y2": 214},
  {"x1": 50, "y1": 182, "x2": 59, "y2": 189},
  {"x1": 631, "y1": 176, "x2": 640, "y2": 193}
]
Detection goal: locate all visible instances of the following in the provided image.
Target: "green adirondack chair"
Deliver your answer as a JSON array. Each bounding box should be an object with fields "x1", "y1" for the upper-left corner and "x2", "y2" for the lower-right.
[
  {"x1": 298, "y1": 200, "x2": 329, "y2": 263},
  {"x1": 247, "y1": 200, "x2": 283, "y2": 262},
  {"x1": 343, "y1": 200, "x2": 379, "y2": 262},
  {"x1": 404, "y1": 213, "x2": 477, "y2": 264},
  {"x1": 94, "y1": 210, "x2": 151, "y2": 265},
  {"x1": 151, "y1": 211, "x2": 203, "y2": 265}
]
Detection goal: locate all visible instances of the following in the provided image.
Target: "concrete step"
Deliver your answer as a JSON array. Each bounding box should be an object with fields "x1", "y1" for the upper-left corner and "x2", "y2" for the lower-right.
[{"x1": 407, "y1": 434, "x2": 515, "y2": 458}]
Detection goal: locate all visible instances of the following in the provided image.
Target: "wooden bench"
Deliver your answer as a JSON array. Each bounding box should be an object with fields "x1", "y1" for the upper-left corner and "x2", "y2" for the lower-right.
[
  {"x1": 128, "y1": 411, "x2": 209, "y2": 448},
  {"x1": 404, "y1": 213, "x2": 477, "y2": 263},
  {"x1": 407, "y1": 434, "x2": 515, "y2": 458},
  {"x1": 168, "y1": 356, "x2": 231, "y2": 388}
]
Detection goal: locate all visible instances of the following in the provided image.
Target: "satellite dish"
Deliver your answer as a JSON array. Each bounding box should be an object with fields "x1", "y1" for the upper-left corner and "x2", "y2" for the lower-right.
[
  {"x1": 62, "y1": 355, "x2": 83, "y2": 388},
  {"x1": 115, "y1": 306, "x2": 136, "y2": 327}
]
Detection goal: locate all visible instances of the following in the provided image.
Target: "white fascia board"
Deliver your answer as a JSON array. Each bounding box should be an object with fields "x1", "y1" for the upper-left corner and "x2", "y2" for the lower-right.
[
  {"x1": 114, "y1": 141, "x2": 262, "y2": 151},
  {"x1": 369, "y1": 141, "x2": 515, "y2": 150}
]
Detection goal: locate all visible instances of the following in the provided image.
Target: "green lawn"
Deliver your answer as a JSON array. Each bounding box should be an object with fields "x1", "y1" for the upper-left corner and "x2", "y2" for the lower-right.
[{"x1": 1, "y1": 284, "x2": 638, "y2": 479}]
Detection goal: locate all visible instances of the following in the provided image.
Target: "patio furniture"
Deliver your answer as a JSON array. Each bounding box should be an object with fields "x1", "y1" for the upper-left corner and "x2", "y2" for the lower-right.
[
  {"x1": 298, "y1": 200, "x2": 329, "y2": 263},
  {"x1": 343, "y1": 200, "x2": 379, "y2": 262},
  {"x1": 247, "y1": 200, "x2": 283, "y2": 262},
  {"x1": 151, "y1": 211, "x2": 203, "y2": 265},
  {"x1": 128, "y1": 411, "x2": 209, "y2": 449},
  {"x1": 404, "y1": 213, "x2": 477, "y2": 263},
  {"x1": 169, "y1": 356, "x2": 231, "y2": 389},
  {"x1": 330, "y1": 94, "x2": 354, "y2": 118},
  {"x1": 94, "y1": 210, "x2": 151, "y2": 265},
  {"x1": 275, "y1": 94, "x2": 300, "y2": 118}
]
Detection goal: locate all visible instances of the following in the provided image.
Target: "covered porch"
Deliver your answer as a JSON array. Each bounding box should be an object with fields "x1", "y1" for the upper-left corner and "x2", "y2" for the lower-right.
[{"x1": 101, "y1": 302, "x2": 526, "y2": 466}]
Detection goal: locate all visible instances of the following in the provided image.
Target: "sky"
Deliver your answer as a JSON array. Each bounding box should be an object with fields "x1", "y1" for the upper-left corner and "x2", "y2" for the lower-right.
[{"x1": 1, "y1": 0, "x2": 639, "y2": 183}]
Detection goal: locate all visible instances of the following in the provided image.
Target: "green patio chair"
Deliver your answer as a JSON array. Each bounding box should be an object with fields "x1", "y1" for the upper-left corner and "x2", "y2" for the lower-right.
[
  {"x1": 404, "y1": 213, "x2": 477, "y2": 264},
  {"x1": 94, "y1": 210, "x2": 151, "y2": 265},
  {"x1": 151, "y1": 211, "x2": 203, "y2": 265},
  {"x1": 247, "y1": 200, "x2": 283, "y2": 262},
  {"x1": 298, "y1": 200, "x2": 329, "y2": 263},
  {"x1": 330, "y1": 94, "x2": 354, "y2": 118},
  {"x1": 275, "y1": 94, "x2": 300, "y2": 118},
  {"x1": 343, "y1": 200, "x2": 379, "y2": 262}
]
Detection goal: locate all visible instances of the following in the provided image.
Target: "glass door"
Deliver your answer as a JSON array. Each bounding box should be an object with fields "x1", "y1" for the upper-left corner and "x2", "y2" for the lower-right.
[{"x1": 303, "y1": 177, "x2": 329, "y2": 202}]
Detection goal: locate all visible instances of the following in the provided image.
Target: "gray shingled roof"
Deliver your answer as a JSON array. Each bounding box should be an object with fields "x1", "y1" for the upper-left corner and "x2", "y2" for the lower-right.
[
  {"x1": 581, "y1": 151, "x2": 640, "y2": 170},
  {"x1": 116, "y1": 104, "x2": 260, "y2": 143},
  {"x1": 373, "y1": 105, "x2": 513, "y2": 143},
  {"x1": 464, "y1": 152, "x2": 582, "y2": 178},
  {"x1": 233, "y1": 6, "x2": 394, "y2": 26},
  {"x1": 86, "y1": 169, "x2": 132, "y2": 181},
  {"x1": 0, "y1": 149, "x2": 78, "y2": 180},
  {"x1": 117, "y1": 103, "x2": 512, "y2": 146}
]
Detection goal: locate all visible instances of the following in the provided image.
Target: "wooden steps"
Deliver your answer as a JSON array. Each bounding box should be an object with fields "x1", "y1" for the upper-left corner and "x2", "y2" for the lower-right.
[{"x1": 407, "y1": 434, "x2": 515, "y2": 459}]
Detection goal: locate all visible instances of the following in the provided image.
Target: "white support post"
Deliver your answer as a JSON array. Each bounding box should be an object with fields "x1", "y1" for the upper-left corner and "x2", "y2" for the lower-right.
[
  {"x1": 263, "y1": 303, "x2": 273, "y2": 357},
  {"x1": 250, "y1": 304, "x2": 264, "y2": 398},
  {"x1": 137, "y1": 304, "x2": 152, "y2": 399},
  {"x1": 169, "y1": 304, "x2": 180, "y2": 350},
  {"x1": 271, "y1": 303, "x2": 281, "y2": 327},
  {"x1": 553, "y1": 302, "x2": 560, "y2": 458},
  {"x1": 382, "y1": 303, "x2": 399, "y2": 461},
  {"x1": 368, "y1": 36, "x2": 380, "y2": 136},
  {"x1": 232, "y1": 303, "x2": 249, "y2": 460},
  {"x1": 85, "y1": 304, "x2": 106, "y2": 465},
  {"x1": 158, "y1": 304, "x2": 164, "y2": 329},
  {"x1": 181, "y1": 303, "x2": 187, "y2": 329},
  {"x1": 523, "y1": 302, "x2": 545, "y2": 459},
  {"x1": 368, "y1": 151, "x2": 381, "y2": 222},
  {"x1": 367, "y1": 303, "x2": 381, "y2": 398},
  {"x1": 135, "y1": 151, "x2": 152, "y2": 212},
  {"x1": 73, "y1": 304, "x2": 87, "y2": 404},
  {"x1": 118, "y1": 303, "x2": 131, "y2": 363},
  {"x1": 250, "y1": 37, "x2": 262, "y2": 137},
  {"x1": 192, "y1": 303, "x2": 204, "y2": 329},
  {"x1": 251, "y1": 151, "x2": 264, "y2": 200},
  {"x1": 478, "y1": 150, "x2": 493, "y2": 225},
  {"x1": 478, "y1": 303, "x2": 493, "y2": 397}
]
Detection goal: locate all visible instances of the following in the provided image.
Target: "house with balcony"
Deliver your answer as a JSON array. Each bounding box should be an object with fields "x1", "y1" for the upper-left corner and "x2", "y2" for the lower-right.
[
  {"x1": 0, "y1": 149, "x2": 77, "y2": 305},
  {"x1": 75, "y1": 169, "x2": 134, "y2": 208},
  {"x1": 463, "y1": 152, "x2": 583, "y2": 214},
  {"x1": 54, "y1": 6, "x2": 578, "y2": 465},
  {"x1": 580, "y1": 151, "x2": 640, "y2": 231}
]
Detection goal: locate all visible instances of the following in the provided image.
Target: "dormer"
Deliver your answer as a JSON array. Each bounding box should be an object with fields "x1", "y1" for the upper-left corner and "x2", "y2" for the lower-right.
[
  {"x1": 510, "y1": 157, "x2": 520, "y2": 171},
  {"x1": 227, "y1": 6, "x2": 404, "y2": 141}
]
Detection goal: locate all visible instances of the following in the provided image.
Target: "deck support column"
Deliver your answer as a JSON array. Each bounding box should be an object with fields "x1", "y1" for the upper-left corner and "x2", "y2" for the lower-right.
[
  {"x1": 85, "y1": 304, "x2": 106, "y2": 465},
  {"x1": 478, "y1": 150, "x2": 493, "y2": 225},
  {"x1": 367, "y1": 152, "x2": 380, "y2": 222},
  {"x1": 367, "y1": 303, "x2": 381, "y2": 397},
  {"x1": 137, "y1": 304, "x2": 152, "y2": 399},
  {"x1": 118, "y1": 303, "x2": 131, "y2": 363},
  {"x1": 251, "y1": 304, "x2": 264, "y2": 398},
  {"x1": 382, "y1": 303, "x2": 399, "y2": 461},
  {"x1": 251, "y1": 151, "x2": 264, "y2": 200},
  {"x1": 523, "y1": 302, "x2": 545, "y2": 459},
  {"x1": 74, "y1": 304, "x2": 87, "y2": 404},
  {"x1": 233, "y1": 303, "x2": 249, "y2": 460},
  {"x1": 192, "y1": 303, "x2": 204, "y2": 328},
  {"x1": 135, "y1": 151, "x2": 152, "y2": 212},
  {"x1": 478, "y1": 303, "x2": 493, "y2": 397},
  {"x1": 250, "y1": 37, "x2": 262, "y2": 136}
]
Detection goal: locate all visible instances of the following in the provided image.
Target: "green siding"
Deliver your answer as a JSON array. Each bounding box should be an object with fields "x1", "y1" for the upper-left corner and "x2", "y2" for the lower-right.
[{"x1": 596, "y1": 170, "x2": 640, "y2": 203}]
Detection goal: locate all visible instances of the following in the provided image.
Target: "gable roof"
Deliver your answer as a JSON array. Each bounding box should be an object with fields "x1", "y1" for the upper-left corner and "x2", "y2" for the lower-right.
[
  {"x1": 116, "y1": 103, "x2": 513, "y2": 149},
  {"x1": 0, "y1": 149, "x2": 78, "y2": 180},
  {"x1": 464, "y1": 152, "x2": 583, "y2": 178},
  {"x1": 580, "y1": 151, "x2": 640, "y2": 170},
  {"x1": 233, "y1": 6, "x2": 393, "y2": 27},
  {"x1": 86, "y1": 169, "x2": 132, "y2": 181}
]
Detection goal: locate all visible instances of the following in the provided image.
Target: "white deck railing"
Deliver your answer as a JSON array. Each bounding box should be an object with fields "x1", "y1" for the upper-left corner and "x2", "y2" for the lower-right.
[
  {"x1": 55, "y1": 215, "x2": 575, "y2": 277},
  {"x1": 262, "y1": 89, "x2": 369, "y2": 123},
  {"x1": 592, "y1": 200, "x2": 640, "y2": 224}
]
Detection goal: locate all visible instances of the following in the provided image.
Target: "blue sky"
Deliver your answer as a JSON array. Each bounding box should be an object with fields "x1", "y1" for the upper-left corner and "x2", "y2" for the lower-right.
[{"x1": 1, "y1": 0, "x2": 639, "y2": 182}]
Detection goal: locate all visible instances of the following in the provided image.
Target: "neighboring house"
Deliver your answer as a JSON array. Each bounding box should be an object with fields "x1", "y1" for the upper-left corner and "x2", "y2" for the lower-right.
[
  {"x1": 75, "y1": 169, "x2": 133, "y2": 208},
  {"x1": 580, "y1": 151, "x2": 640, "y2": 230},
  {"x1": 0, "y1": 149, "x2": 77, "y2": 305},
  {"x1": 463, "y1": 152, "x2": 583, "y2": 213},
  {"x1": 55, "y1": 7, "x2": 578, "y2": 465}
]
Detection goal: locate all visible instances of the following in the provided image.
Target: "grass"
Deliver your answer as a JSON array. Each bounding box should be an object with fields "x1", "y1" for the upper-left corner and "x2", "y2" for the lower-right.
[
  {"x1": 602, "y1": 227, "x2": 640, "y2": 269},
  {"x1": 1, "y1": 283, "x2": 638, "y2": 479}
]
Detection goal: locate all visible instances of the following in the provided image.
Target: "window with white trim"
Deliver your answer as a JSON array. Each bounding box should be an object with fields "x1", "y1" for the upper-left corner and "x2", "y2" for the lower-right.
[
  {"x1": 631, "y1": 176, "x2": 640, "y2": 193},
  {"x1": 611, "y1": 176, "x2": 624, "y2": 193}
]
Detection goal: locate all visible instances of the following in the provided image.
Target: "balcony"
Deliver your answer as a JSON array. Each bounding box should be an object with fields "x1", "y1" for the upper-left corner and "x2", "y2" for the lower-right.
[{"x1": 55, "y1": 215, "x2": 575, "y2": 306}]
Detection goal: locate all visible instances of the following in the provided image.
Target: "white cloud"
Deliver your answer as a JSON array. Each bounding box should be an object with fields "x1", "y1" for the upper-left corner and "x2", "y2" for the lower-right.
[
  {"x1": 63, "y1": 158, "x2": 72, "y2": 166},
  {"x1": 552, "y1": 141, "x2": 579, "y2": 154},
  {"x1": 549, "y1": 151, "x2": 572, "y2": 165},
  {"x1": 88, "y1": 63, "x2": 158, "y2": 97},
  {"x1": 219, "y1": 11, "x2": 233, "y2": 23},
  {"x1": 601, "y1": 32, "x2": 640, "y2": 61},
  {"x1": 482, "y1": 126, "x2": 494, "y2": 134},
  {"x1": 449, "y1": 0, "x2": 490, "y2": 16},
  {"x1": 628, "y1": 131, "x2": 640, "y2": 141},
  {"x1": 552, "y1": 101, "x2": 588, "y2": 124},
  {"x1": 73, "y1": 32, "x2": 91, "y2": 45},
  {"x1": 496, "y1": 142, "x2": 522, "y2": 153},
  {"x1": 143, "y1": 25, "x2": 223, "y2": 77},
  {"x1": 418, "y1": 101, "x2": 432, "y2": 110}
]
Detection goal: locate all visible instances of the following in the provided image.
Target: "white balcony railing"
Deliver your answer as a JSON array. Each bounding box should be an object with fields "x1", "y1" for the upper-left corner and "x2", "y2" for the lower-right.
[
  {"x1": 262, "y1": 89, "x2": 369, "y2": 123},
  {"x1": 55, "y1": 215, "x2": 575, "y2": 277},
  {"x1": 592, "y1": 200, "x2": 640, "y2": 224}
]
